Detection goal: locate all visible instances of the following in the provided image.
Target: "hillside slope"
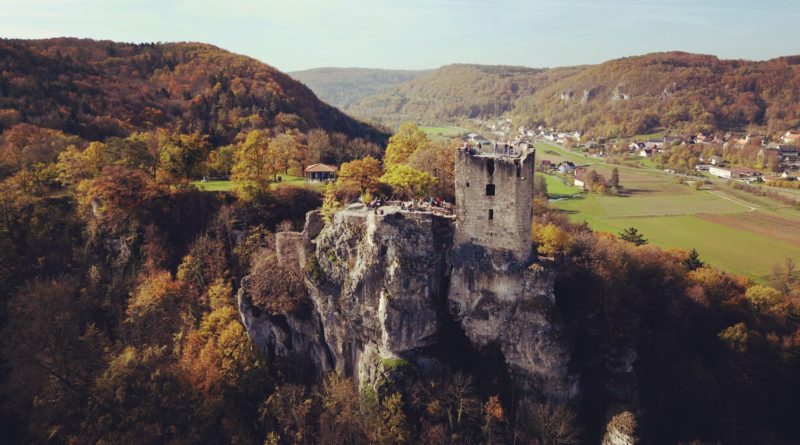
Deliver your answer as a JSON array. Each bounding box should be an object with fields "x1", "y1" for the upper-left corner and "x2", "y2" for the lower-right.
[
  {"x1": 345, "y1": 63, "x2": 584, "y2": 126},
  {"x1": 321, "y1": 53, "x2": 800, "y2": 137},
  {"x1": 514, "y1": 52, "x2": 800, "y2": 136},
  {"x1": 0, "y1": 38, "x2": 386, "y2": 144},
  {"x1": 289, "y1": 67, "x2": 426, "y2": 109}
]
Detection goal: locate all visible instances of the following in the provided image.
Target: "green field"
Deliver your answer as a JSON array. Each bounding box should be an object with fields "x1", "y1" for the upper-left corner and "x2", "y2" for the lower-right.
[
  {"x1": 192, "y1": 180, "x2": 237, "y2": 192},
  {"x1": 192, "y1": 174, "x2": 320, "y2": 192},
  {"x1": 542, "y1": 173, "x2": 582, "y2": 198},
  {"x1": 419, "y1": 126, "x2": 468, "y2": 138},
  {"x1": 535, "y1": 142, "x2": 800, "y2": 280}
]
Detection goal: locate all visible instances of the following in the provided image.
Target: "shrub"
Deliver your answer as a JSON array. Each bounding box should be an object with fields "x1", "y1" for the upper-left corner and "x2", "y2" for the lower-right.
[{"x1": 249, "y1": 253, "x2": 308, "y2": 315}]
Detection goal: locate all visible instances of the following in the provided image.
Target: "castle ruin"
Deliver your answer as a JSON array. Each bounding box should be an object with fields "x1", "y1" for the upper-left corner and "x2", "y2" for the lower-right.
[{"x1": 454, "y1": 142, "x2": 536, "y2": 261}]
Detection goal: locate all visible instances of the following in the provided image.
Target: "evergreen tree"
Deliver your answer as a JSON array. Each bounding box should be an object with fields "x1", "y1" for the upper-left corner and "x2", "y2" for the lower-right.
[
  {"x1": 682, "y1": 248, "x2": 704, "y2": 270},
  {"x1": 619, "y1": 227, "x2": 647, "y2": 246}
]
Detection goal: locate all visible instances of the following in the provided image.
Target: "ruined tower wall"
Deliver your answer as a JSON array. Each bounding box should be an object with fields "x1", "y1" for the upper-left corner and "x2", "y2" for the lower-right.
[{"x1": 454, "y1": 148, "x2": 535, "y2": 260}]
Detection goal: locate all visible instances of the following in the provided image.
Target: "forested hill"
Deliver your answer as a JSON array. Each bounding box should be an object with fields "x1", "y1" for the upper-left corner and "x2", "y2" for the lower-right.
[
  {"x1": 313, "y1": 52, "x2": 800, "y2": 137},
  {"x1": 289, "y1": 67, "x2": 426, "y2": 109},
  {"x1": 0, "y1": 38, "x2": 386, "y2": 144},
  {"x1": 514, "y1": 52, "x2": 800, "y2": 137},
  {"x1": 344, "y1": 63, "x2": 584, "y2": 126}
]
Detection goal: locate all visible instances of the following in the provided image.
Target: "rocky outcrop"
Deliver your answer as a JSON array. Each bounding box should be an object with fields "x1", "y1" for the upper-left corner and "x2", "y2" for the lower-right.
[
  {"x1": 304, "y1": 205, "x2": 453, "y2": 384},
  {"x1": 581, "y1": 87, "x2": 600, "y2": 104},
  {"x1": 239, "y1": 205, "x2": 578, "y2": 404},
  {"x1": 238, "y1": 280, "x2": 334, "y2": 373},
  {"x1": 448, "y1": 244, "x2": 578, "y2": 402},
  {"x1": 611, "y1": 84, "x2": 630, "y2": 101}
]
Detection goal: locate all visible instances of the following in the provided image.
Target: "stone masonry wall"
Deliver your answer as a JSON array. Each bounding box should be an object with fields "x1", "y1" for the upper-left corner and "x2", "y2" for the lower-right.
[{"x1": 454, "y1": 147, "x2": 535, "y2": 261}]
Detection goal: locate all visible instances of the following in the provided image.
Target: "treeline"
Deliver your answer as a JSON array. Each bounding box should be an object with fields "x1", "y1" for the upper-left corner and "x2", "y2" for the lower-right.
[{"x1": 0, "y1": 38, "x2": 387, "y2": 145}]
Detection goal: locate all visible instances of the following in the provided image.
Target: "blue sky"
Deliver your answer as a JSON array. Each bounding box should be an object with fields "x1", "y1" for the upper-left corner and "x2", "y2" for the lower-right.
[{"x1": 1, "y1": 0, "x2": 798, "y2": 71}]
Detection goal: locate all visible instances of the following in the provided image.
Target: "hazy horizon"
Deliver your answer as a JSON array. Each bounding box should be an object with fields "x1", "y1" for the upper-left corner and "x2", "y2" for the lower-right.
[{"x1": 2, "y1": 0, "x2": 799, "y2": 72}]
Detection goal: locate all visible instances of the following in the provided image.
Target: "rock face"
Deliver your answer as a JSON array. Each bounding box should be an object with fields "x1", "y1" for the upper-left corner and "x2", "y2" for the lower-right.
[
  {"x1": 238, "y1": 280, "x2": 334, "y2": 373},
  {"x1": 304, "y1": 205, "x2": 453, "y2": 384},
  {"x1": 238, "y1": 205, "x2": 578, "y2": 403},
  {"x1": 448, "y1": 244, "x2": 578, "y2": 402}
]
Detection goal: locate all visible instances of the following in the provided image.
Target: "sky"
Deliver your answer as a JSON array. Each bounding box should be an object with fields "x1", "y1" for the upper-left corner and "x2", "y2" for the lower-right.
[{"x1": 1, "y1": 0, "x2": 799, "y2": 72}]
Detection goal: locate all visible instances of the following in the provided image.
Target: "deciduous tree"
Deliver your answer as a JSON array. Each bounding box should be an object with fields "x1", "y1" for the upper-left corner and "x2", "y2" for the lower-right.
[
  {"x1": 337, "y1": 156, "x2": 383, "y2": 194},
  {"x1": 384, "y1": 123, "x2": 430, "y2": 168},
  {"x1": 380, "y1": 164, "x2": 435, "y2": 199}
]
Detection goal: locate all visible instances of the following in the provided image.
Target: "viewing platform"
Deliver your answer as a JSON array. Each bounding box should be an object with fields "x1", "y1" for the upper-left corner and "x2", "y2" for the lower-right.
[{"x1": 461, "y1": 141, "x2": 535, "y2": 159}]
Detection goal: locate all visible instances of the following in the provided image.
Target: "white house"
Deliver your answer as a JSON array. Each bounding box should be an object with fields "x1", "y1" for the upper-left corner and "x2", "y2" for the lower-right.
[
  {"x1": 709, "y1": 166, "x2": 732, "y2": 179},
  {"x1": 558, "y1": 161, "x2": 576, "y2": 173}
]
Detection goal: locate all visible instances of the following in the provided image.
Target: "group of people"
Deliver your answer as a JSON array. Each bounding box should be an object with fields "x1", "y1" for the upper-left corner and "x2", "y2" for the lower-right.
[
  {"x1": 365, "y1": 195, "x2": 452, "y2": 214},
  {"x1": 461, "y1": 141, "x2": 517, "y2": 156}
]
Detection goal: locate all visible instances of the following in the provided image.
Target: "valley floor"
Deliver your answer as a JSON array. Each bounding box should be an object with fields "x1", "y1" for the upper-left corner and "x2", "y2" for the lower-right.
[{"x1": 536, "y1": 143, "x2": 800, "y2": 280}]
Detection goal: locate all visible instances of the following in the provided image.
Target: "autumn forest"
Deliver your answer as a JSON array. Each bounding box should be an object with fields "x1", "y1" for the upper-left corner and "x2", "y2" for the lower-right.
[{"x1": 1, "y1": 37, "x2": 800, "y2": 445}]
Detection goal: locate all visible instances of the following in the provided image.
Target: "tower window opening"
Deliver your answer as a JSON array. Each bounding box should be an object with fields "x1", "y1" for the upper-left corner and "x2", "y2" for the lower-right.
[
  {"x1": 515, "y1": 160, "x2": 521, "y2": 177},
  {"x1": 485, "y1": 184, "x2": 495, "y2": 196},
  {"x1": 486, "y1": 159, "x2": 495, "y2": 176},
  {"x1": 488, "y1": 209, "x2": 494, "y2": 220},
  {"x1": 466, "y1": 182, "x2": 470, "y2": 187}
]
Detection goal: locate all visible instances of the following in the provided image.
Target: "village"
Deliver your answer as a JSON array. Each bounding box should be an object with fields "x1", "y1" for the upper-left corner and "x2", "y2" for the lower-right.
[{"x1": 466, "y1": 117, "x2": 800, "y2": 190}]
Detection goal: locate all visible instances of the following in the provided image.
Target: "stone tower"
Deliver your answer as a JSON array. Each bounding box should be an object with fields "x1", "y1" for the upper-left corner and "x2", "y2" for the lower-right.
[{"x1": 454, "y1": 143, "x2": 535, "y2": 261}]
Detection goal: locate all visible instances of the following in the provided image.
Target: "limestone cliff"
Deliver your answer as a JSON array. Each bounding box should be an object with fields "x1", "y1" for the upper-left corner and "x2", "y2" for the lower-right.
[
  {"x1": 238, "y1": 204, "x2": 578, "y2": 403},
  {"x1": 448, "y1": 244, "x2": 578, "y2": 401}
]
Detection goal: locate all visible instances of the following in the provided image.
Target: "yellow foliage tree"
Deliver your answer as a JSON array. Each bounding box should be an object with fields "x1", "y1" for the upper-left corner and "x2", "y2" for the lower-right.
[
  {"x1": 533, "y1": 223, "x2": 572, "y2": 257},
  {"x1": 384, "y1": 123, "x2": 430, "y2": 168},
  {"x1": 380, "y1": 164, "x2": 435, "y2": 199},
  {"x1": 125, "y1": 270, "x2": 183, "y2": 346},
  {"x1": 180, "y1": 300, "x2": 263, "y2": 395},
  {"x1": 337, "y1": 156, "x2": 383, "y2": 194},
  {"x1": 744, "y1": 284, "x2": 782, "y2": 314}
]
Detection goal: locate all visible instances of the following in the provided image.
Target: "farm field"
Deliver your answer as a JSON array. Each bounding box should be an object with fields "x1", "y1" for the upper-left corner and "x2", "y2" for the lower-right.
[
  {"x1": 535, "y1": 142, "x2": 800, "y2": 280},
  {"x1": 542, "y1": 174, "x2": 581, "y2": 198}
]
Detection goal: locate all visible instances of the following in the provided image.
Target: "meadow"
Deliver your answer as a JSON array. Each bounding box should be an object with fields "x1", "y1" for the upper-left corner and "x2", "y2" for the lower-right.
[
  {"x1": 541, "y1": 173, "x2": 582, "y2": 198},
  {"x1": 192, "y1": 174, "x2": 322, "y2": 192},
  {"x1": 419, "y1": 126, "x2": 469, "y2": 138},
  {"x1": 536, "y1": 142, "x2": 800, "y2": 280}
]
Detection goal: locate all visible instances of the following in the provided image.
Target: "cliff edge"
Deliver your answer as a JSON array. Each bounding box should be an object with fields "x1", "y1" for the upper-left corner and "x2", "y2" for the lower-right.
[{"x1": 239, "y1": 204, "x2": 578, "y2": 403}]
